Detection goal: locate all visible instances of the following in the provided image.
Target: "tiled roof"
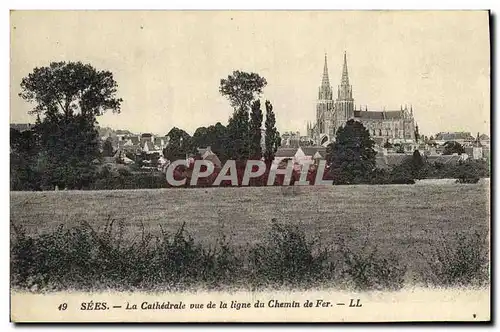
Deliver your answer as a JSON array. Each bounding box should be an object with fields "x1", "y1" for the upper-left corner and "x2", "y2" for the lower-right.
[
  {"x1": 275, "y1": 148, "x2": 298, "y2": 158},
  {"x1": 479, "y1": 134, "x2": 490, "y2": 140},
  {"x1": 375, "y1": 153, "x2": 409, "y2": 169},
  {"x1": 116, "y1": 129, "x2": 133, "y2": 135},
  {"x1": 435, "y1": 132, "x2": 474, "y2": 141},
  {"x1": 354, "y1": 110, "x2": 404, "y2": 120},
  {"x1": 425, "y1": 155, "x2": 463, "y2": 164},
  {"x1": 301, "y1": 146, "x2": 326, "y2": 157}
]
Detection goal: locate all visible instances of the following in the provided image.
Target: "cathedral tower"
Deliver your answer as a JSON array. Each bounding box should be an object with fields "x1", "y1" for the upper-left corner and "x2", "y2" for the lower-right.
[
  {"x1": 315, "y1": 54, "x2": 334, "y2": 145},
  {"x1": 335, "y1": 52, "x2": 355, "y2": 123}
]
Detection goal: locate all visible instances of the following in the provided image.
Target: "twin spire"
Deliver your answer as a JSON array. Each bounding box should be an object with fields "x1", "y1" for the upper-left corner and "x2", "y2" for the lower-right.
[{"x1": 319, "y1": 51, "x2": 351, "y2": 100}]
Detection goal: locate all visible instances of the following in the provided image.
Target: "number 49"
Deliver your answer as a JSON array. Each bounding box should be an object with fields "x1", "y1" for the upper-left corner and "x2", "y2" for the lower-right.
[{"x1": 58, "y1": 303, "x2": 68, "y2": 311}]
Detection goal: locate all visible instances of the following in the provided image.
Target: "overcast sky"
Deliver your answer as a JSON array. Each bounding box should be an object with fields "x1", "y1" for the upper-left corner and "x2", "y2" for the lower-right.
[{"x1": 10, "y1": 10, "x2": 490, "y2": 136}]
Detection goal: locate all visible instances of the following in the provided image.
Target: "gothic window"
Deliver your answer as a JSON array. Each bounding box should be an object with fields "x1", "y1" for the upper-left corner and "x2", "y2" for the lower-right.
[{"x1": 379, "y1": 129, "x2": 382, "y2": 136}]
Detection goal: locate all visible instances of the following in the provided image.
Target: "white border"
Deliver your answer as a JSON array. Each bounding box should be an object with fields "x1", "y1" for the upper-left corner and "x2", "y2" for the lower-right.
[{"x1": 2, "y1": 1, "x2": 497, "y2": 331}]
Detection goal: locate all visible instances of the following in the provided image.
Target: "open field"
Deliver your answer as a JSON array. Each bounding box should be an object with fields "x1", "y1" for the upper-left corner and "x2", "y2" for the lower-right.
[{"x1": 10, "y1": 182, "x2": 490, "y2": 282}]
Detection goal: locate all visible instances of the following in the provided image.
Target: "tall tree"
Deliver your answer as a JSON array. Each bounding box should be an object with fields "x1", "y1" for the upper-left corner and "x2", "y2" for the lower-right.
[
  {"x1": 249, "y1": 100, "x2": 263, "y2": 159},
  {"x1": 414, "y1": 123, "x2": 420, "y2": 143},
  {"x1": 264, "y1": 100, "x2": 281, "y2": 164},
  {"x1": 36, "y1": 114, "x2": 100, "y2": 189},
  {"x1": 18, "y1": 61, "x2": 122, "y2": 189},
  {"x1": 219, "y1": 71, "x2": 267, "y2": 111},
  {"x1": 327, "y1": 119, "x2": 377, "y2": 184},
  {"x1": 220, "y1": 71, "x2": 267, "y2": 161},
  {"x1": 226, "y1": 108, "x2": 250, "y2": 161},
  {"x1": 19, "y1": 61, "x2": 122, "y2": 121},
  {"x1": 410, "y1": 149, "x2": 425, "y2": 178}
]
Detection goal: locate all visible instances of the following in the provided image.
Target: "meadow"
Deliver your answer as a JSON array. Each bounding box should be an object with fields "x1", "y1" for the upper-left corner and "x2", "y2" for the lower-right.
[{"x1": 10, "y1": 181, "x2": 490, "y2": 287}]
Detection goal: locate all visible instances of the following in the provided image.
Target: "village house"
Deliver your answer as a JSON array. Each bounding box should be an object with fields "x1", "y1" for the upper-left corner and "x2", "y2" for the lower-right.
[
  {"x1": 196, "y1": 146, "x2": 222, "y2": 169},
  {"x1": 433, "y1": 132, "x2": 475, "y2": 146},
  {"x1": 273, "y1": 146, "x2": 327, "y2": 170}
]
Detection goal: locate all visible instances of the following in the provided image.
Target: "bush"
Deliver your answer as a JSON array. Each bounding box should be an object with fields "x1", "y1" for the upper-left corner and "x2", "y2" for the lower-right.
[
  {"x1": 10, "y1": 218, "x2": 488, "y2": 292},
  {"x1": 336, "y1": 238, "x2": 407, "y2": 291},
  {"x1": 419, "y1": 231, "x2": 489, "y2": 287},
  {"x1": 248, "y1": 219, "x2": 331, "y2": 288}
]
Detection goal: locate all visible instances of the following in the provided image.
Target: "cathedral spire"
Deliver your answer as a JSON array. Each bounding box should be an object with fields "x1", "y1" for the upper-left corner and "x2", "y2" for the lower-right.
[
  {"x1": 341, "y1": 51, "x2": 349, "y2": 86},
  {"x1": 321, "y1": 53, "x2": 330, "y2": 88},
  {"x1": 318, "y1": 53, "x2": 332, "y2": 100},
  {"x1": 337, "y1": 51, "x2": 353, "y2": 101}
]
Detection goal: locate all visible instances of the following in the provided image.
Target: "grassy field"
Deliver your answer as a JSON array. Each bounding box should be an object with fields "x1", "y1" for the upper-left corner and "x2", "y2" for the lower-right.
[{"x1": 10, "y1": 182, "x2": 490, "y2": 283}]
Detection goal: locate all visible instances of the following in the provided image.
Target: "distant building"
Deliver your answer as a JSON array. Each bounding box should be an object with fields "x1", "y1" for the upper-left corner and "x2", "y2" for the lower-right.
[
  {"x1": 281, "y1": 131, "x2": 301, "y2": 147},
  {"x1": 434, "y1": 132, "x2": 475, "y2": 146},
  {"x1": 479, "y1": 134, "x2": 490, "y2": 148},
  {"x1": 307, "y1": 53, "x2": 416, "y2": 147},
  {"x1": 273, "y1": 146, "x2": 326, "y2": 169},
  {"x1": 196, "y1": 146, "x2": 222, "y2": 169},
  {"x1": 281, "y1": 131, "x2": 315, "y2": 148}
]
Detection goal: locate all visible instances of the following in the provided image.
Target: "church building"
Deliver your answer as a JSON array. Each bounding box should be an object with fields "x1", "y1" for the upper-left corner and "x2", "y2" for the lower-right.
[{"x1": 307, "y1": 53, "x2": 417, "y2": 146}]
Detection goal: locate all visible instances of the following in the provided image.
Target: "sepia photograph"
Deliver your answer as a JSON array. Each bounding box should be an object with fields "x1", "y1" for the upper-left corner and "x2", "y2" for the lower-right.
[{"x1": 9, "y1": 10, "x2": 491, "y2": 323}]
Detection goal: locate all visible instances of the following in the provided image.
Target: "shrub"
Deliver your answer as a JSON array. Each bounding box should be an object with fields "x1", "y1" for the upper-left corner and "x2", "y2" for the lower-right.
[
  {"x1": 419, "y1": 230, "x2": 489, "y2": 287},
  {"x1": 336, "y1": 238, "x2": 407, "y2": 291},
  {"x1": 12, "y1": 218, "x2": 487, "y2": 293},
  {"x1": 248, "y1": 219, "x2": 331, "y2": 288}
]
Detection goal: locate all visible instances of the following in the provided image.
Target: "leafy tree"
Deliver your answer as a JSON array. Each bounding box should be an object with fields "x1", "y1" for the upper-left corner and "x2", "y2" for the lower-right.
[
  {"x1": 163, "y1": 127, "x2": 192, "y2": 161},
  {"x1": 220, "y1": 71, "x2": 267, "y2": 162},
  {"x1": 393, "y1": 150, "x2": 425, "y2": 181},
  {"x1": 443, "y1": 141, "x2": 465, "y2": 155},
  {"x1": 226, "y1": 107, "x2": 250, "y2": 161},
  {"x1": 36, "y1": 113, "x2": 100, "y2": 189},
  {"x1": 249, "y1": 100, "x2": 263, "y2": 159},
  {"x1": 10, "y1": 128, "x2": 41, "y2": 190},
  {"x1": 264, "y1": 100, "x2": 280, "y2": 164},
  {"x1": 327, "y1": 120, "x2": 377, "y2": 184},
  {"x1": 219, "y1": 71, "x2": 267, "y2": 111},
  {"x1": 17, "y1": 61, "x2": 122, "y2": 189},
  {"x1": 102, "y1": 137, "x2": 114, "y2": 157},
  {"x1": 191, "y1": 122, "x2": 229, "y2": 162},
  {"x1": 19, "y1": 61, "x2": 122, "y2": 120}
]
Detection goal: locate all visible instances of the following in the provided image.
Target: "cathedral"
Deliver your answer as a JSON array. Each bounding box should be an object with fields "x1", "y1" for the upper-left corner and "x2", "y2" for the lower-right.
[{"x1": 307, "y1": 53, "x2": 416, "y2": 147}]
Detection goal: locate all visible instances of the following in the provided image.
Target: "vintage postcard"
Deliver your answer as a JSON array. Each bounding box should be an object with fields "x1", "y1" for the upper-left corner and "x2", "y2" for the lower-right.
[{"x1": 9, "y1": 10, "x2": 490, "y2": 323}]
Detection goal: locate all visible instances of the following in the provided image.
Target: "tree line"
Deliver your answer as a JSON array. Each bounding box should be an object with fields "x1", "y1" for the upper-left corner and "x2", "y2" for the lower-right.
[{"x1": 10, "y1": 62, "x2": 281, "y2": 190}]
